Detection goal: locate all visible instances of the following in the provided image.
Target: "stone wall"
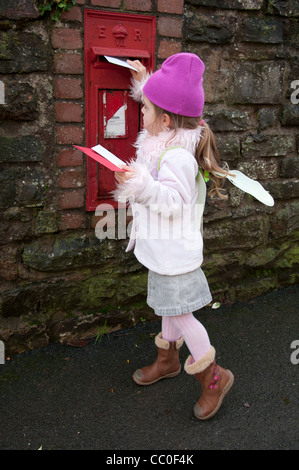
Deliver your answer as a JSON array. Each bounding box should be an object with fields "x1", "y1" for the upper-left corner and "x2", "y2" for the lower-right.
[{"x1": 0, "y1": 0, "x2": 298, "y2": 355}]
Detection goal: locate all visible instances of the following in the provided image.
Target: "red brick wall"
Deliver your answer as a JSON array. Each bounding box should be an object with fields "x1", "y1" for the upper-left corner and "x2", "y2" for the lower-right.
[{"x1": 52, "y1": 12, "x2": 85, "y2": 228}]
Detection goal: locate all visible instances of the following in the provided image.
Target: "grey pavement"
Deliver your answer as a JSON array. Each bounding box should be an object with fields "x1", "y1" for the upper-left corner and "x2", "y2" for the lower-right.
[{"x1": 0, "y1": 284, "x2": 298, "y2": 451}]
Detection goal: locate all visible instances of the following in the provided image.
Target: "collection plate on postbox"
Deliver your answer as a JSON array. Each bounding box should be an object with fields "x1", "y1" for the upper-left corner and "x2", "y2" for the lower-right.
[{"x1": 84, "y1": 10, "x2": 156, "y2": 211}]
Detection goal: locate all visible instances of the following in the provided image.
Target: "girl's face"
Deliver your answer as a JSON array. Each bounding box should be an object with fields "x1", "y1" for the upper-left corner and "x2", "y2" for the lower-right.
[{"x1": 141, "y1": 95, "x2": 163, "y2": 135}]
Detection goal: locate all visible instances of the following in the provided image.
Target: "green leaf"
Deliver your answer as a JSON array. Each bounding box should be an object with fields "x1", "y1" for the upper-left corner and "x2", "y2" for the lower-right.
[
  {"x1": 211, "y1": 302, "x2": 221, "y2": 309},
  {"x1": 204, "y1": 170, "x2": 210, "y2": 183}
]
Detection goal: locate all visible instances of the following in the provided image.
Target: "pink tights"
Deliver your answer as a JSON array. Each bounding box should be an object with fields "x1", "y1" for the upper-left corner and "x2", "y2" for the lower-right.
[{"x1": 162, "y1": 313, "x2": 211, "y2": 362}]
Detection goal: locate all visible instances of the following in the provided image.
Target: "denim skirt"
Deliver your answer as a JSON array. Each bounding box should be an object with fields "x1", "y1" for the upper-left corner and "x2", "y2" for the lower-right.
[{"x1": 147, "y1": 267, "x2": 212, "y2": 316}]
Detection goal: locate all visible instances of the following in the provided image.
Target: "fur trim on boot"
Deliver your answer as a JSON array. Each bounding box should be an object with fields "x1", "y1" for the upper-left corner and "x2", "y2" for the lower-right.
[
  {"x1": 155, "y1": 332, "x2": 184, "y2": 351},
  {"x1": 184, "y1": 346, "x2": 215, "y2": 375}
]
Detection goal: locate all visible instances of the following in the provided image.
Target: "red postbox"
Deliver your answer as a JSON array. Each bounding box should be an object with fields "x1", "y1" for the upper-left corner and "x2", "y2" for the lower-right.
[{"x1": 84, "y1": 10, "x2": 156, "y2": 211}]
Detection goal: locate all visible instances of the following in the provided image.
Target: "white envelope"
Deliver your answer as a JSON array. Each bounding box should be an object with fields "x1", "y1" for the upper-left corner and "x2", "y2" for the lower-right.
[
  {"x1": 104, "y1": 56, "x2": 138, "y2": 71},
  {"x1": 92, "y1": 144, "x2": 125, "y2": 169},
  {"x1": 224, "y1": 170, "x2": 274, "y2": 206}
]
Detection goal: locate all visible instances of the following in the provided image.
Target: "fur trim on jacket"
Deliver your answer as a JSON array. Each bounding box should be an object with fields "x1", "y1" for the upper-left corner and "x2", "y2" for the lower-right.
[
  {"x1": 129, "y1": 73, "x2": 152, "y2": 102},
  {"x1": 112, "y1": 126, "x2": 203, "y2": 203}
]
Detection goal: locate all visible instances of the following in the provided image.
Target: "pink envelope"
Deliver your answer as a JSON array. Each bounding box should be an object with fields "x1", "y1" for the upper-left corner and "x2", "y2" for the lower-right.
[{"x1": 74, "y1": 145, "x2": 125, "y2": 172}]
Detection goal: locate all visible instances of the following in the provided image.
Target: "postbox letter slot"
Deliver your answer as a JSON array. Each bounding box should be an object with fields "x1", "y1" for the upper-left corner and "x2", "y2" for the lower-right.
[{"x1": 91, "y1": 46, "x2": 150, "y2": 64}]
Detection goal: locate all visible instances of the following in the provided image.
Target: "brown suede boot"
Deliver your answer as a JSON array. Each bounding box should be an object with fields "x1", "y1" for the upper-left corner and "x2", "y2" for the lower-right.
[
  {"x1": 133, "y1": 332, "x2": 184, "y2": 386},
  {"x1": 184, "y1": 347, "x2": 234, "y2": 420}
]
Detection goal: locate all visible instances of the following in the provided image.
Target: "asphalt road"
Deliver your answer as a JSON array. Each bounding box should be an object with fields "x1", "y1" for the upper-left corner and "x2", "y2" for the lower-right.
[{"x1": 0, "y1": 284, "x2": 298, "y2": 451}]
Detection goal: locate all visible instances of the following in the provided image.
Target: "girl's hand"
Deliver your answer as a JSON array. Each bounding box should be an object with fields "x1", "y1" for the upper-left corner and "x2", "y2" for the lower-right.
[
  {"x1": 127, "y1": 60, "x2": 146, "y2": 82},
  {"x1": 115, "y1": 165, "x2": 136, "y2": 184}
]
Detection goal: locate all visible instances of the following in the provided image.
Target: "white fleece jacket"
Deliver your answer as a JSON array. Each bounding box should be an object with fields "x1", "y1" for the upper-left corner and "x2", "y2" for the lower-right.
[{"x1": 113, "y1": 81, "x2": 206, "y2": 275}]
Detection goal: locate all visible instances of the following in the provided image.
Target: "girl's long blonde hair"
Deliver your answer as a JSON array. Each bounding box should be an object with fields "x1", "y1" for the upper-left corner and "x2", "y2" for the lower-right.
[{"x1": 153, "y1": 104, "x2": 229, "y2": 199}]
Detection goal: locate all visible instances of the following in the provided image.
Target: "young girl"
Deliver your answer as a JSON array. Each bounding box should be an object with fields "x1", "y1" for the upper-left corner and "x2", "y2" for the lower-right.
[{"x1": 114, "y1": 53, "x2": 234, "y2": 421}]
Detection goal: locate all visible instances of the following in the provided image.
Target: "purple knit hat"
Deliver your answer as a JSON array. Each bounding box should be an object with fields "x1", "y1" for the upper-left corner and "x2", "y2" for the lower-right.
[{"x1": 143, "y1": 53, "x2": 205, "y2": 117}]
